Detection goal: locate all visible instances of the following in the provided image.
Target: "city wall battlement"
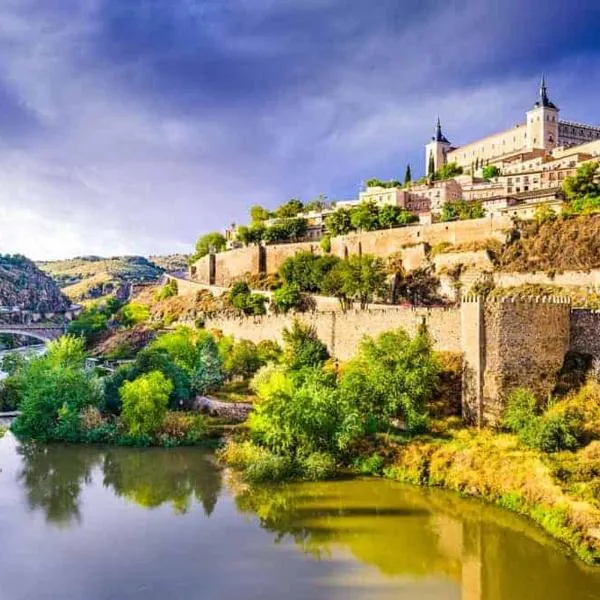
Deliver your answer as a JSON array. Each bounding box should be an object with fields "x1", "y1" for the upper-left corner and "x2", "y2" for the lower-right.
[{"x1": 204, "y1": 294, "x2": 590, "y2": 425}]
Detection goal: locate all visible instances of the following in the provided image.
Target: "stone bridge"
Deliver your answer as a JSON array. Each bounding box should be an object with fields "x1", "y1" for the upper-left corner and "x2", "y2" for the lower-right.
[{"x1": 0, "y1": 325, "x2": 65, "y2": 343}]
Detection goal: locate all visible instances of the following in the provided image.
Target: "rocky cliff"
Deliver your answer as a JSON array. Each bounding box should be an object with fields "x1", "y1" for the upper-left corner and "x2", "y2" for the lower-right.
[{"x1": 0, "y1": 255, "x2": 70, "y2": 312}]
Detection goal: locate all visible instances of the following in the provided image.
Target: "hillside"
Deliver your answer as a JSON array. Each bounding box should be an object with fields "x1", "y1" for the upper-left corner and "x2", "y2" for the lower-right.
[
  {"x1": 0, "y1": 254, "x2": 70, "y2": 312},
  {"x1": 149, "y1": 254, "x2": 190, "y2": 273},
  {"x1": 39, "y1": 256, "x2": 165, "y2": 302}
]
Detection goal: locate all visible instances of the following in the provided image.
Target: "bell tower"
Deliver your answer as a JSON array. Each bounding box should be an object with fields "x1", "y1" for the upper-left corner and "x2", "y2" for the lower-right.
[
  {"x1": 425, "y1": 117, "x2": 452, "y2": 176},
  {"x1": 526, "y1": 75, "x2": 559, "y2": 151}
]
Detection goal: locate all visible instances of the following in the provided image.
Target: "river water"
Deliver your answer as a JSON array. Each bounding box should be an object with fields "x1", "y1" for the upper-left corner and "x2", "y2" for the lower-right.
[{"x1": 0, "y1": 432, "x2": 599, "y2": 600}]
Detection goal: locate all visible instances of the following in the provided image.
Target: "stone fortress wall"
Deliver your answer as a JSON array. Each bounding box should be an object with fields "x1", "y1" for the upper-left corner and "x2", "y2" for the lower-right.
[{"x1": 190, "y1": 215, "x2": 513, "y2": 287}]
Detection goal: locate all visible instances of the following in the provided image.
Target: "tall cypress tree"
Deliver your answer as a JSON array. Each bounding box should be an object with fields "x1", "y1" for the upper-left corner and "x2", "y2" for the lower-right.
[
  {"x1": 404, "y1": 164, "x2": 412, "y2": 185},
  {"x1": 428, "y1": 152, "x2": 435, "y2": 177}
]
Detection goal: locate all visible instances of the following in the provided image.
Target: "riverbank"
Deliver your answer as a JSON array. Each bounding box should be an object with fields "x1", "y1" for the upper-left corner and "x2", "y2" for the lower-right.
[{"x1": 380, "y1": 427, "x2": 600, "y2": 565}]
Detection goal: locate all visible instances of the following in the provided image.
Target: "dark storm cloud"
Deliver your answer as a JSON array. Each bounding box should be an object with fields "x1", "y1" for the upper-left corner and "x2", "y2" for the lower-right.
[{"x1": 0, "y1": 0, "x2": 598, "y2": 258}]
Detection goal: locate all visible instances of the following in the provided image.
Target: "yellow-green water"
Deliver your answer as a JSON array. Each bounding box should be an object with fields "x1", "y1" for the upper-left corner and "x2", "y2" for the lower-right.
[{"x1": 1, "y1": 432, "x2": 599, "y2": 599}]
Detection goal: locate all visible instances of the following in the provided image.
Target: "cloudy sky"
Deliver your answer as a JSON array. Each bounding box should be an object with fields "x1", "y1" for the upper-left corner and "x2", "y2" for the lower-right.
[{"x1": 0, "y1": 0, "x2": 599, "y2": 259}]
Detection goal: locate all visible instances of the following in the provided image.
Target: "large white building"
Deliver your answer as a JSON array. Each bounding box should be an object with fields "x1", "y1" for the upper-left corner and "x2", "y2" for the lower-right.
[{"x1": 426, "y1": 78, "x2": 600, "y2": 174}]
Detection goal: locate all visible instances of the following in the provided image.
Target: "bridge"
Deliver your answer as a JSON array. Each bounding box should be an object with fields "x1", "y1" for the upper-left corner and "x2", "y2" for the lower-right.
[{"x1": 0, "y1": 324, "x2": 65, "y2": 343}]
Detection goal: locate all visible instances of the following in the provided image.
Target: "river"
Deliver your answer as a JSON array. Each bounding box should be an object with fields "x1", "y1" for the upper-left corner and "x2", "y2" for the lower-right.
[{"x1": 0, "y1": 432, "x2": 599, "y2": 600}]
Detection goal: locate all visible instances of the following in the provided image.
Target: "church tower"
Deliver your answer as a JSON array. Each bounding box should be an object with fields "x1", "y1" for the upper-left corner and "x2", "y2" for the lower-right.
[
  {"x1": 425, "y1": 117, "x2": 452, "y2": 176},
  {"x1": 526, "y1": 76, "x2": 559, "y2": 151}
]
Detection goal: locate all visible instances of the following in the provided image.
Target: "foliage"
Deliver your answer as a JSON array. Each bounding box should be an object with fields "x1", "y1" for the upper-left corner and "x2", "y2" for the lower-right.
[
  {"x1": 352, "y1": 453, "x2": 385, "y2": 476},
  {"x1": 236, "y1": 223, "x2": 266, "y2": 245},
  {"x1": 274, "y1": 198, "x2": 304, "y2": 219},
  {"x1": 11, "y1": 337, "x2": 101, "y2": 441},
  {"x1": 218, "y1": 337, "x2": 266, "y2": 380},
  {"x1": 67, "y1": 306, "x2": 109, "y2": 345},
  {"x1": 319, "y1": 234, "x2": 331, "y2": 253},
  {"x1": 391, "y1": 267, "x2": 441, "y2": 306},
  {"x1": 249, "y1": 204, "x2": 271, "y2": 223},
  {"x1": 228, "y1": 281, "x2": 268, "y2": 316},
  {"x1": 440, "y1": 199, "x2": 485, "y2": 222},
  {"x1": 1, "y1": 351, "x2": 27, "y2": 377},
  {"x1": 404, "y1": 164, "x2": 412, "y2": 185},
  {"x1": 351, "y1": 201, "x2": 380, "y2": 231},
  {"x1": 365, "y1": 179, "x2": 402, "y2": 189},
  {"x1": 119, "y1": 371, "x2": 173, "y2": 437},
  {"x1": 339, "y1": 329, "x2": 439, "y2": 433},
  {"x1": 563, "y1": 161, "x2": 600, "y2": 202},
  {"x1": 119, "y1": 302, "x2": 151, "y2": 327},
  {"x1": 149, "y1": 327, "x2": 224, "y2": 395},
  {"x1": 154, "y1": 278, "x2": 178, "y2": 301},
  {"x1": 191, "y1": 232, "x2": 227, "y2": 262},
  {"x1": 272, "y1": 282, "x2": 303, "y2": 314},
  {"x1": 435, "y1": 162, "x2": 463, "y2": 180},
  {"x1": 323, "y1": 254, "x2": 388, "y2": 309},
  {"x1": 280, "y1": 252, "x2": 341, "y2": 293},
  {"x1": 502, "y1": 388, "x2": 583, "y2": 453},
  {"x1": 155, "y1": 412, "x2": 207, "y2": 445},
  {"x1": 482, "y1": 165, "x2": 501, "y2": 179},
  {"x1": 218, "y1": 440, "x2": 295, "y2": 483},
  {"x1": 304, "y1": 195, "x2": 328, "y2": 213},
  {"x1": 324, "y1": 209, "x2": 353, "y2": 236},
  {"x1": 299, "y1": 451, "x2": 337, "y2": 480},
  {"x1": 282, "y1": 320, "x2": 329, "y2": 371},
  {"x1": 256, "y1": 340, "x2": 282, "y2": 365}
]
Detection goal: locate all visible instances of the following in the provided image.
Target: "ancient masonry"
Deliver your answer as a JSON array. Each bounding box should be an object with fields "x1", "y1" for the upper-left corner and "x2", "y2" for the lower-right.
[{"x1": 201, "y1": 292, "x2": 597, "y2": 425}]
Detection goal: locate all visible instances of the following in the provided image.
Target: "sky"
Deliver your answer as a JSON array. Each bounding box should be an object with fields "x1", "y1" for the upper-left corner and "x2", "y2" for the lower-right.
[{"x1": 0, "y1": 0, "x2": 599, "y2": 260}]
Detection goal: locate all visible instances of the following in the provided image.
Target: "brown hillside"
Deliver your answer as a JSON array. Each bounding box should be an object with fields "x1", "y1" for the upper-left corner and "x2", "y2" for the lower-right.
[{"x1": 498, "y1": 215, "x2": 600, "y2": 273}]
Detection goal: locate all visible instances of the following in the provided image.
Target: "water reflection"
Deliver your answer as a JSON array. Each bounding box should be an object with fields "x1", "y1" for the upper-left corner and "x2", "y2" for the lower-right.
[
  {"x1": 17, "y1": 443, "x2": 222, "y2": 524},
  {"x1": 231, "y1": 478, "x2": 600, "y2": 600}
]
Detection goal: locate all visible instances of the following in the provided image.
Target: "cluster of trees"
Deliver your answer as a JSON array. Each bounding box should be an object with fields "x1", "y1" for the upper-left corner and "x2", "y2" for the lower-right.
[
  {"x1": 236, "y1": 217, "x2": 308, "y2": 246},
  {"x1": 563, "y1": 161, "x2": 600, "y2": 215},
  {"x1": 220, "y1": 322, "x2": 440, "y2": 482},
  {"x1": 440, "y1": 199, "x2": 485, "y2": 222},
  {"x1": 67, "y1": 297, "x2": 124, "y2": 346},
  {"x1": 190, "y1": 232, "x2": 227, "y2": 263},
  {"x1": 6, "y1": 326, "x2": 281, "y2": 447},
  {"x1": 228, "y1": 281, "x2": 268, "y2": 316},
  {"x1": 325, "y1": 201, "x2": 418, "y2": 237},
  {"x1": 276, "y1": 251, "x2": 389, "y2": 310}
]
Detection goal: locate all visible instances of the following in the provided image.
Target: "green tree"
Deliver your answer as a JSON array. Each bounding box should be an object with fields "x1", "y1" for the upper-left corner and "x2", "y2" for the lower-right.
[
  {"x1": 281, "y1": 320, "x2": 329, "y2": 371},
  {"x1": 563, "y1": 161, "x2": 600, "y2": 201},
  {"x1": 305, "y1": 194, "x2": 328, "y2": 212},
  {"x1": 324, "y1": 255, "x2": 388, "y2": 309},
  {"x1": 228, "y1": 281, "x2": 268, "y2": 315},
  {"x1": 120, "y1": 371, "x2": 173, "y2": 437},
  {"x1": 220, "y1": 339, "x2": 264, "y2": 380},
  {"x1": 325, "y1": 209, "x2": 354, "y2": 236},
  {"x1": 482, "y1": 165, "x2": 500, "y2": 179},
  {"x1": 272, "y1": 282, "x2": 303, "y2": 314},
  {"x1": 428, "y1": 153, "x2": 435, "y2": 177},
  {"x1": 250, "y1": 205, "x2": 271, "y2": 223},
  {"x1": 350, "y1": 201, "x2": 380, "y2": 231},
  {"x1": 67, "y1": 307, "x2": 109, "y2": 346},
  {"x1": 436, "y1": 162, "x2": 463, "y2": 180},
  {"x1": 119, "y1": 302, "x2": 150, "y2": 327},
  {"x1": 339, "y1": 329, "x2": 439, "y2": 433},
  {"x1": 404, "y1": 164, "x2": 412, "y2": 185},
  {"x1": 275, "y1": 198, "x2": 304, "y2": 218},
  {"x1": 191, "y1": 232, "x2": 226, "y2": 262},
  {"x1": 378, "y1": 204, "x2": 402, "y2": 229}
]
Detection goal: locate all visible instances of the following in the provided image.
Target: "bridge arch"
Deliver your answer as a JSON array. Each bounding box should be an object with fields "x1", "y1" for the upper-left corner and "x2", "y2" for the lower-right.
[{"x1": 0, "y1": 328, "x2": 62, "y2": 343}]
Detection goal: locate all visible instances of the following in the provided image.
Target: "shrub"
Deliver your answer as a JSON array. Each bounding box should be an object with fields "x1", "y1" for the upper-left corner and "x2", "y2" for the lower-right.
[
  {"x1": 119, "y1": 303, "x2": 151, "y2": 327},
  {"x1": 281, "y1": 320, "x2": 329, "y2": 371},
  {"x1": 67, "y1": 307, "x2": 109, "y2": 345},
  {"x1": 320, "y1": 235, "x2": 332, "y2": 253},
  {"x1": 155, "y1": 279, "x2": 178, "y2": 301},
  {"x1": 352, "y1": 453, "x2": 385, "y2": 476},
  {"x1": 156, "y1": 412, "x2": 207, "y2": 445},
  {"x1": 272, "y1": 282, "x2": 303, "y2": 314},
  {"x1": 119, "y1": 371, "x2": 173, "y2": 437},
  {"x1": 299, "y1": 452, "x2": 337, "y2": 480},
  {"x1": 221, "y1": 339, "x2": 263, "y2": 380},
  {"x1": 229, "y1": 282, "x2": 268, "y2": 316},
  {"x1": 218, "y1": 440, "x2": 294, "y2": 483},
  {"x1": 339, "y1": 329, "x2": 439, "y2": 434}
]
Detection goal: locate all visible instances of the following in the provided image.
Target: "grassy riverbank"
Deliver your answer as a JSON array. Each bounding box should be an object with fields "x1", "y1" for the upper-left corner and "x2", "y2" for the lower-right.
[{"x1": 380, "y1": 427, "x2": 600, "y2": 564}]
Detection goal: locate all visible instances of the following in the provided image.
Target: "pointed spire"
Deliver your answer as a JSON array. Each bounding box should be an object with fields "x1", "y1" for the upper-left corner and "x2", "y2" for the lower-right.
[
  {"x1": 435, "y1": 116, "x2": 442, "y2": 141},
  {"x1": 534, "y1": 73, "x2": 557, "y2": 109}
]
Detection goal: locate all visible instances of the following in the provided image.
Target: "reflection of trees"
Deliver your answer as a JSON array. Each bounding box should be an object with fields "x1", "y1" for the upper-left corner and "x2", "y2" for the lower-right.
[
  {"x1": 17, "y1": 444, "x2": 223, "y2": 525},
  {"x1": 102, "y1": 447, "x2": 222, "y2": 516},
  {"x1": 232, "y1": 477, "x2": 462, "y2": 579},
  {"x1": 17, "y1": 443, "x2": 102, "y2": 526}
]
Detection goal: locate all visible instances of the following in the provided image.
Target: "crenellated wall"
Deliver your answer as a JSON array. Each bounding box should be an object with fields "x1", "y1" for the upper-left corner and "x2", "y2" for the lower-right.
[{"x1": 189, "y1": 215, "x2": 513, "y2": 287}]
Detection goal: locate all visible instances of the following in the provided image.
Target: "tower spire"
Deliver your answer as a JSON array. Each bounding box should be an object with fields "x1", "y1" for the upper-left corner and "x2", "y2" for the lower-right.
[
  {"x1": 540, "y1": 74, "x2": 548, "y2": 104},
  {"x1": 435, "y1": 116, "x2": 442, "y2": 141}
]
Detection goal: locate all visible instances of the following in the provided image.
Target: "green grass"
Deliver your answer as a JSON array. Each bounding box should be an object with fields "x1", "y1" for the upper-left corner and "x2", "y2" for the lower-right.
[{"x1": 211, "y1": 380, "x2": 256, "y2": 404}]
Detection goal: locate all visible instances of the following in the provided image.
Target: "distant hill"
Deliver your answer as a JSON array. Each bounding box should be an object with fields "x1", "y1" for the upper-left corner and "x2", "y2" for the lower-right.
[
  {"x1": 0, "y1": 254, "x2": 70, "y2": 312},
  {"x1": 149, "y1": 254, "x2": 190, "y2": 273},
  {"x1": 38, "y1": 256, "x2": 166, "y2": 301}
]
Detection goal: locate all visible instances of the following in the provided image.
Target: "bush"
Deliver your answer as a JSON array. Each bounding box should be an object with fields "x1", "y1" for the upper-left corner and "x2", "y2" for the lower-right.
[
  {"x1": 218, "y1": 440, "x2": 294, "y2": 483},
  {"x1": 119, "y1": 371, "x2": 173, "y2": 437},
  {"x1": 503, "y1": 388, "x2": 585, "y2": 453},
  {"x1": 67, "y1": 307, "x2": 109, "y2": 345},
  {"x1": 155, "y1": 279, "x2": 178, "y2": 301},
  {"x1": 272, "y1": 282, "x2": 303, "y2": 314},
  {"x1": 220, "y1": 338, "x2": 264, "y2": 380},
  {"x1": 281, "y1": 320, "x2": 329, "y2": 371},
  {"x1": 339, "y1": 329, "x2": 439, "y2": 434},
  {"x1": 352, "y1": 453, "x2": 385, "y2": 476},
  {"x1": 229, "y1": 282, "x2": 268, "y2": 316},
  {"x1": 299, "y1": 452, "x2": 337, "y2": 480},
  {"x1": 119, "y1": 303, "x2": 151, "y2": 327},
  {"x1": 156, "y1": 412, "x2": 207, "y2": 445}
]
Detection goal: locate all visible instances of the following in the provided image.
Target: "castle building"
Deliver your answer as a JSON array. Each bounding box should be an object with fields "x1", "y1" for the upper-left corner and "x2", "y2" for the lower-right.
[{"x1": 427, "y1": 77, "x2": 600, "y2": 174}]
